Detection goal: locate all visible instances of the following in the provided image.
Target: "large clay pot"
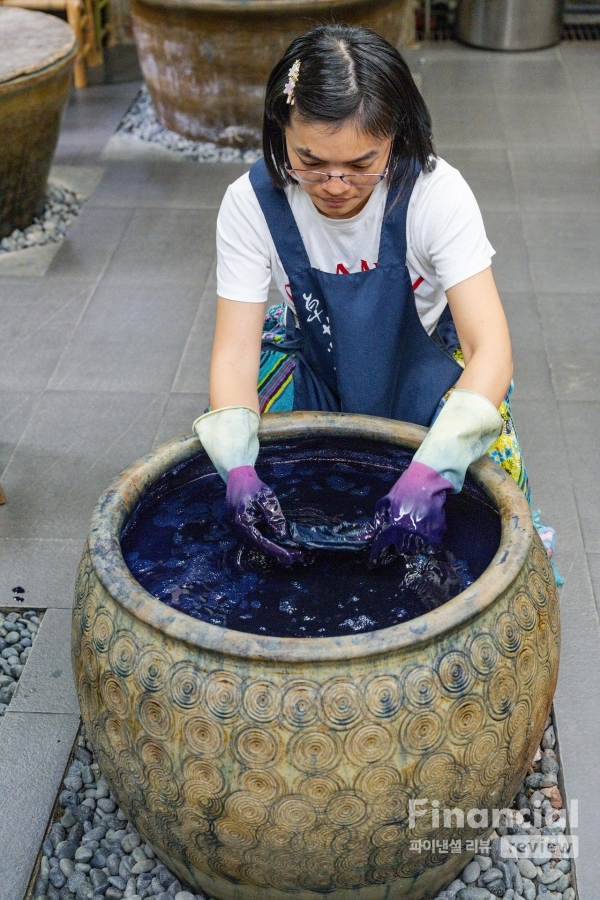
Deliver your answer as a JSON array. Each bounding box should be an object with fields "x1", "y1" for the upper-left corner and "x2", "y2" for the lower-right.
[
  {"x1": 0, "y1": 8, "x2": 76, "y2": 239},
  {"x1": 72, "y1": 412, "x2": 560, "y2": 900},
  {"x1": 131, "y1": 0, "x2": 415, "y2": 145}
]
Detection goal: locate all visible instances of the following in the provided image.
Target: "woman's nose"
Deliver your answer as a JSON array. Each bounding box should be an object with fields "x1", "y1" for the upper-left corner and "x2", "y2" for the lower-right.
[{"x1": 322, "y1": 175, "x2": 349, "y2": 195}]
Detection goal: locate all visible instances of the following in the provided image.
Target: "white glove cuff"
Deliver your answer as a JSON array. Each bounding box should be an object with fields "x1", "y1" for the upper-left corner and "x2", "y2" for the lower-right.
[
  {"x1": 193, "y1": 406, "x2": 260, "y2": 483},
  {"x1": 413, "y1": 389, "x2": 503, "y2": 493}
]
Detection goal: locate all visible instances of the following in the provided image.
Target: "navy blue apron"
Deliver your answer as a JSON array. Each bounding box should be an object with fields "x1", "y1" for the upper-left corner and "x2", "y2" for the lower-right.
[{"x1": 249, "y1": 157, "x2": 463, "y2": 427}]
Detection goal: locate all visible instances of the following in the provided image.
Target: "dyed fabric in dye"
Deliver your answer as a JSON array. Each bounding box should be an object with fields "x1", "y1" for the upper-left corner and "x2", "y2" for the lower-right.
[{"x1": 121, "y1": 439, "x2": 500, "y2": 638}]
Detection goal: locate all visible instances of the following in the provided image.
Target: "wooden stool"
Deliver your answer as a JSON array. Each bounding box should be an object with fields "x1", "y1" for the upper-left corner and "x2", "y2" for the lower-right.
[
  {"x1": 0, "y1": 8, "x2": 76, "y2": 237},
  {"x1": 0, "y1": 0, "x2": 109, "y2": 87}
]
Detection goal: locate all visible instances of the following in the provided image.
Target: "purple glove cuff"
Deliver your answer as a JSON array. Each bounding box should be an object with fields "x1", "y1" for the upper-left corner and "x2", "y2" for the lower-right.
[
  {"x1": 225, "y1": 465, "x2": 263, "y2": 508},
  {"x1": 370, "y1": 461, "x2": 454, "y2": 562},
  {"x1": 393, "y1": 461, "x2": 454, "y2": 507},
  {"x1": 225, "y1": 466, "x2": 302, "y2": 565}
]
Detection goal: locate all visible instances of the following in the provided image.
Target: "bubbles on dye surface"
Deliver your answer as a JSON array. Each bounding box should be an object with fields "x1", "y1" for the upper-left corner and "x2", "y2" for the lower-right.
[{"x1": 121, "y1": 440, "x2": 499, "y2": 638}]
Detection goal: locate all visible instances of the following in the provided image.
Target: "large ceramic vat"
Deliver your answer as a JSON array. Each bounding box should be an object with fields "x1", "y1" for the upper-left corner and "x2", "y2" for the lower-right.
[
  {"x1": 131, "y1": 0, "x2": 415, "y2": 145},
  {"x1": 0, "y1": 8, "x2": 76, "y2": 239},
  {"x1": 72, "y1": 412, "x2": 560, "y2": 900}
]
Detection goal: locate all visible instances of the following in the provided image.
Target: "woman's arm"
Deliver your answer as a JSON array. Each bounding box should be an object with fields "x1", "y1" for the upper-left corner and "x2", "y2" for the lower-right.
[
  {"x1": 445, "y1": 266, "x2": 513, "y2": 408},
  {"x1": 209, "y1": 297, "x2": 267, "y2": 412}
]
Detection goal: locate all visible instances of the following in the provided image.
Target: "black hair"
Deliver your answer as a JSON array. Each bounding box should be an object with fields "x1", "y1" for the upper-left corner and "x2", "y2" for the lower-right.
[{"x1": 263, "y1": 23, "x2": 436, "y2": 193}]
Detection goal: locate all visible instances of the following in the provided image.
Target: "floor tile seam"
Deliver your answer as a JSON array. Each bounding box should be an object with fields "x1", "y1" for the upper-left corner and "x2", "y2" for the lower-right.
[
  {"x1": 165, "y1": 250, "x2": 218, "y2": 409},
  {"x1": 125, "y1": 204, "x2": 222, "y2": 219},
  {"x1": 554, "y1": 47, "x2": 596, "y2": 149},
  {"x1": 164, "y1": 388, "x2": 211, "y2": 395},
  {"x1": 167, "y1": 390, "x2": 210, "y2": 396},
  {"x1": 531, "y1": 284, "x2": 600, "y2": 295},
  {"x1": 0, "y1": 387, "x2": 52, "y2": 482},
  {"x1": 2, "y1": 287, "x2": 96, "y2": 357},
  {"x1": 25, "y1": 385, "x2": 178, "y2": 395},
  {"x1": 0, "y1": 537, "x2": 82, "y2": 542},
  {"x1": 87, "y1": 201, "x2": 223, "y2": 211},
  {"x1": 512, "y1": 206, "x2": 553, "y2": 359},
  {"x1": 488, "y1": 72, "x2": 515, "y2": 148},
  {"x1": 45, "y1": 206, "x2": 137, "y2": 392},
  {"x1": 0, "y1": 391, "x2": 42, "y2": 430},
  {"x1": 507, "y1": 146, "x2": 600, "y2": 207},
  {"x1": 533, "y1": 287, "x2": 596, "y2": 403},
  {"x1": 86, "y1": 391, "x2": 169, "y2": 476},
  {"x1": 0, "y1": 710, "x2": 80, "y2": 718},
  {"x1": 552, "y1": 404, "x2": 600, "y2": 615}
]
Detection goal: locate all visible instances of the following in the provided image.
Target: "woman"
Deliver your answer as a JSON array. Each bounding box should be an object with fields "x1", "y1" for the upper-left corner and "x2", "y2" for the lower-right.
[{"x1": 193, "y1": 24, "x2": 558, "y2": 577}]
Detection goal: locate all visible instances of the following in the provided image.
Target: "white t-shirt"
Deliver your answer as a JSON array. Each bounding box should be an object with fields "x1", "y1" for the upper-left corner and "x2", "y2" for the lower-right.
[{"x1": 216, "y1": 157, "x2": 495, "y2": 335}]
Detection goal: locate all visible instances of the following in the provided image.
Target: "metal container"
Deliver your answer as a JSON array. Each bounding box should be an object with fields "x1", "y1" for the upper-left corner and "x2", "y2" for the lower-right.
[
  {"x1": 456, "y1": 0, "x2": 565, "y2": 50},
  {"x1": 72, "y1": 411, "x2": 560, "y2": 900}
]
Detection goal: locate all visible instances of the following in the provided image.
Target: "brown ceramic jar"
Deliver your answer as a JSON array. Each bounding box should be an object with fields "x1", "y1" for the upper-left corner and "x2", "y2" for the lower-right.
[
  {"x1": 131, "y1": 0, "x2": 415, "y2": 144},
  {"x1": 72, "y1": 412, "x2": 560, "y2": 900},
  {"x1": 0, "y1": 8, "x2": 75, "y2": 239}
]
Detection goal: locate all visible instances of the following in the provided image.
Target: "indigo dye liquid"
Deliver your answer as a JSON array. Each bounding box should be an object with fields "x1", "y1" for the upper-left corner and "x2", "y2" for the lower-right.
[{"x1": 121, "y1": 438, "x2": 500, "y2": 637}]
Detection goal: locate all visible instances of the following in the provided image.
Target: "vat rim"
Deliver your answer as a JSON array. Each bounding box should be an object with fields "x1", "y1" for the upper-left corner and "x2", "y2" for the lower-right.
[
  {"x1": 132, "y1": 0, "x2": 399, "y2": 15},
  {"x1": 0, "y1": 8, "x2": 76, "y2": 90},
  {"x1": 86, "y1": 411, "x2": 536, "y2": 663}
]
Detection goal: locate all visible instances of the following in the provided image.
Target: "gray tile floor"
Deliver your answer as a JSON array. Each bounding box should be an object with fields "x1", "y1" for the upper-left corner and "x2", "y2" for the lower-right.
[{"x1": 0, "y1": 38, "x2": 599, "y2": 900}]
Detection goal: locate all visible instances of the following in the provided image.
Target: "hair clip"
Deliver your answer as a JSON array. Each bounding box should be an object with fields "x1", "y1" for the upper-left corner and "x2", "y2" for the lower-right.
[{"x1": 283, "y1": 59, "x2": 301, "y2": 105}]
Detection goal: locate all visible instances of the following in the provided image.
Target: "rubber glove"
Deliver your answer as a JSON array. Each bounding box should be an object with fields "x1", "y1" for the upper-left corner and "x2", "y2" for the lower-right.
[
  {"x1": 370, "y1": 389, "x2": 503, "y2": 564},
  {"x1": 193, "y1": 407, "x2": 301, "y2": 565}
]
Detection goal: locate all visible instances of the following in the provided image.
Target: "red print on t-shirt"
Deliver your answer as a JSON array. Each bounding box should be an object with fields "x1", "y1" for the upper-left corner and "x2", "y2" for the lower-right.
[{"x1": 335, "y1": 260, "x2": 375, "y2": 275}]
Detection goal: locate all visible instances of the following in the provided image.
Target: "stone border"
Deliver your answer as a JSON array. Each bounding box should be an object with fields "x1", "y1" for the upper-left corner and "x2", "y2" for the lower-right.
[
  {"x1": 0, "y1": 608, "x2": 43, "y2": 715},
  {"x1": 0, "y1": 184, "x2": 82, "y2": 255},
  {"x1": 26, "y1": 725, "x2": 208, "y2": 900},
  {"x1": 109, "y1": 86, "x2": 262, "y2": 164},
  {"x1": 431, "y1": 706, "x2": 577, "y2": 900},
  {"x1": 0, "y1": 165, "x2": 104, "y2": 276}
]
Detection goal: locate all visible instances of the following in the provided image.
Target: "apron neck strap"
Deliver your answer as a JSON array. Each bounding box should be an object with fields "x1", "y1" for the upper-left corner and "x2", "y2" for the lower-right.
[
  {"x1": 249, "y1": 158, "x2": 312, "y2": 273},
  {"x1": 249, "y1": 156, "x2": 421, "y2": 274},
  {"x1": 377, "y1": 158, "x2": 421, "y2": 268}
]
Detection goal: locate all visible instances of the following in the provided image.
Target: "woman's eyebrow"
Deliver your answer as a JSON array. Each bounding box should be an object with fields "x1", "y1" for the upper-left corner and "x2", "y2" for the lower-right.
[{"x1": 294, "y1": 147, "x2": 380, "y2": 164}]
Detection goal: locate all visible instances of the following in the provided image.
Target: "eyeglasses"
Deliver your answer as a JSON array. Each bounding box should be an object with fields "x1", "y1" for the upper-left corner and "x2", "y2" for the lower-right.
[{"x1": 285, "y1": 166, "x2": 388, "y2": 187}]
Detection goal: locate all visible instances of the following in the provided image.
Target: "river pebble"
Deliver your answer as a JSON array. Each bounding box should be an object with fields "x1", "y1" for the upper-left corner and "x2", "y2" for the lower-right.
[
  {"x1": 462, "y1": 861, "x2": 481, "y2": 884},
  {"x1": 0, "y1": 610, "x2": 42, "y2": 716},
  {"x1": 33, "y1": 731, "x2": 208, "y2": 900},
  {"x1": 432, "y1": 712, "x2": 575, "y2": 900},
  {"x1": 0, "y1": 186, "x2": 82, "y2": 254},
  {"x1": 116, "y1": 86, "x2": 262, "y2": 164}
]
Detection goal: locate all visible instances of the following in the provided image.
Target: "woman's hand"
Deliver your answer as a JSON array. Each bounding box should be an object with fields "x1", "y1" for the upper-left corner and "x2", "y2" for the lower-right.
[
  {"x1": 370, "y1": 267, "x2": 512, "y2": 563},
  {"x1": 369, "y1": 462, "x2": 453, "y2": 563},
  {"x1": 226, "y1": 466, "x2": 302, "y2": 565},
  {"x1": 194, "y1": 396, "x2": 301, "y2": 565},
  {"x1": 370, "y1": 389, "x2": 503, "y2": 563}
]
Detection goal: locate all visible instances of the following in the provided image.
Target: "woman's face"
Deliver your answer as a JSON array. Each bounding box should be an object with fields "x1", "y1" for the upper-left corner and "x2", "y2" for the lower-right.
[{"x1": 285, "y1": 116, "x2": 392, "y2": 220}]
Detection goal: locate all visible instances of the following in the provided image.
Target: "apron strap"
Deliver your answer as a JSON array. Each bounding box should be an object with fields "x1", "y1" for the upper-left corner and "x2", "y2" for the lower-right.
[
  {"x1": 377, "y1": 159, "x2": 421, "y2": 269},
  {"x1": 249, "y1": 158, "x2": 312, "y2": 274},
  {"x1": 250, "y1": 156, "x2": 421, "y2": 274}
]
